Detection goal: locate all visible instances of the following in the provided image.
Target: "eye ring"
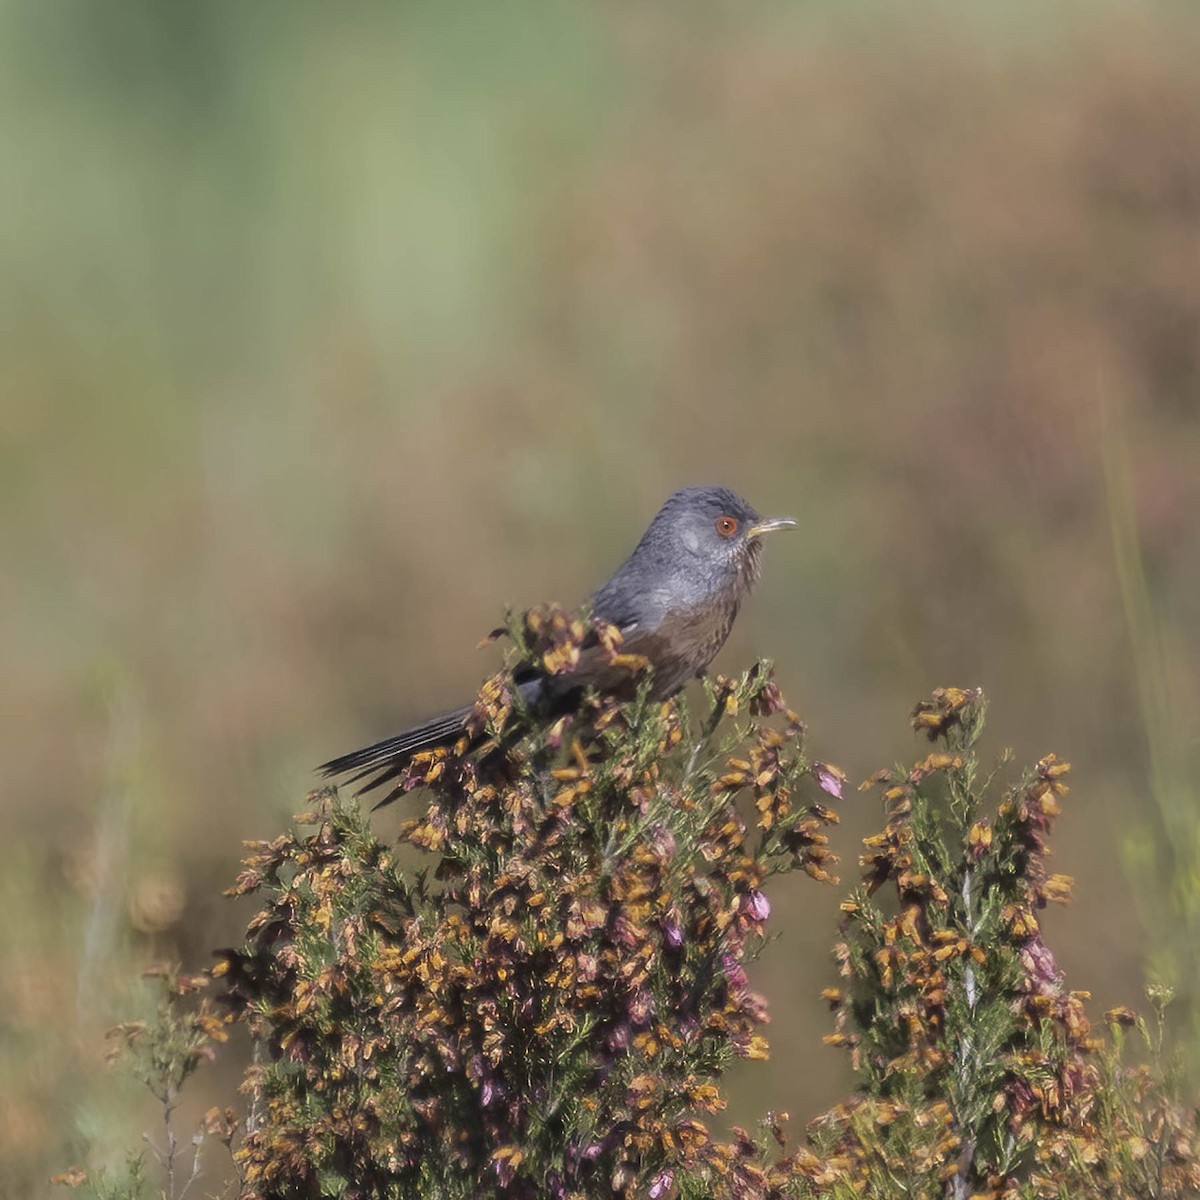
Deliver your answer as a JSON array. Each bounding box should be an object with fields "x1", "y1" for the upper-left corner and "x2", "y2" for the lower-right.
[{"x1": 715, "y1": 515, "x2": 739, "y2": 538}]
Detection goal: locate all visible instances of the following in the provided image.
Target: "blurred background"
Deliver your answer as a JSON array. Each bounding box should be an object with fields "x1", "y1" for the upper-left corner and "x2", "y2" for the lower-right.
[{"x1": 3, "y1": 0, "x2": 1199, "y2": 1193}]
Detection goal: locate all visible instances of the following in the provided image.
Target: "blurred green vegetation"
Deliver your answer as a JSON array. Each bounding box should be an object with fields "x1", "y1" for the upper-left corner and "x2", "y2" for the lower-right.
[{"x1": 2, "y1": 1, "x2": 1199, "y2": 1195}]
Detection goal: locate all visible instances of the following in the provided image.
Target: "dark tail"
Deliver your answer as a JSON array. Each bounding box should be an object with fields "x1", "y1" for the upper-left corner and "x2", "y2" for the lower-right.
[
  {"x1": 317, "y1": 705, "x2": 474, "y2": 809},
  {"x1": 318, "y1": 677, "x2": 544, "y2": 811}
]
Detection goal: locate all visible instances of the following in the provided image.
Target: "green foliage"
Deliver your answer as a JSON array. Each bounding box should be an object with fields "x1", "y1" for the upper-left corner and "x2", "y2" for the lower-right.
[
  {"x1": 106, "y1": 967, "x2": 229, "y2": 1112},
  {"x1": 1102, "y1": 402, "x2": 1200, "y2": 1063},
  {"x1": 58, "y1": 968, "x2": 240, "y2": 1200},
  {"x1": 215, "y1": 609, "x2": 840, "y2": 1199},
  {"x1": 62, "y1": 1154, "x2": 145, "y2": 1200}
]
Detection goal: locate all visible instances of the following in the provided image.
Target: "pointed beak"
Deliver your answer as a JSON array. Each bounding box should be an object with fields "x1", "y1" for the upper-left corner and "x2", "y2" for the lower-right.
[{"x1": 746, "y1": 516, "x2": 797, "y2": 539}]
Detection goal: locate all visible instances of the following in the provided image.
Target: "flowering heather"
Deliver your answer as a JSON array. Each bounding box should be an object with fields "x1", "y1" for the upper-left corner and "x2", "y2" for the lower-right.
[
  {"x1": 215, "y1": 607, "x2": 840, "y2": 1199},
  {"x1": 67, "y1": 675, "x2": 1200, "y2": 1200},
  {"x1": 770, "y1": 687, "x2": 1200, "y2": 1200}
]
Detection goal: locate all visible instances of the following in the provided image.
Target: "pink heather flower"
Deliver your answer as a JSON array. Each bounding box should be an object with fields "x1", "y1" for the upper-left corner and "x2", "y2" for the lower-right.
[
  {"x1": 606, "y1": 1023, "x2": 630, "y2": 1052},
  {"x1": 722, "y1": 953, "x2": 749, "y2": 997},
  {"x1": 813, "y1": 761, "x2": 846, "y2": 798},
  {"x1": 744, "y1": 989, "x2": 769, "y2": 1023},
  {"x1": 544, "y1": 715, "x2": 572, "y2": 750},
  {"x1": 1005, "y1": 1077, "x2": 1037, "y2": 1121},
  {"x1": 648, "y1": 1169, "x2": 675, "y2": 1198},
  {"x1": 628, "y1": 990, "x2": 652, "y2": 1024},
  {"x1": 743, "y1": 890, "x2": 771, "y2": 922},
  {"x1": 1020, "y1": 935, "x2": 1062, "y2": 995},
  {"x1": 647, "y1": 823, "x2": 677, "y2": 862},
  {"x1": 611, "y1": 914, "x2": 640, "y2": 948}
]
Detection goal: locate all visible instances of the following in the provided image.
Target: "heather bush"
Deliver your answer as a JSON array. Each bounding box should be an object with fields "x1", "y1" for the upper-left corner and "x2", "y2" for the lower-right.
[
  {"x1": 774, "y1": 687, "x2": 1200, "y2": 1200},
  {"x1": 64, "y1": 629, "x2": 1199, "y2": 1199},
  {"x1": 217, "y1": 608, "x2": 840, "y2": 1199}
]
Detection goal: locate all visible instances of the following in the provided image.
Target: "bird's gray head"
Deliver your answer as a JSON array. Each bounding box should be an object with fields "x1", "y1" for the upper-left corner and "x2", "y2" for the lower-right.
[{"x1": 628, "y1": 485, "x2": 796, "y2": 598}]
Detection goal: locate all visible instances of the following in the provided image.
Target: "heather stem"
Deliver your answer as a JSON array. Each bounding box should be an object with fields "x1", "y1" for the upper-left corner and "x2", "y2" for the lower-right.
[{"x1": 950, "y1": 862, "x2": 981, "y2": 1200}]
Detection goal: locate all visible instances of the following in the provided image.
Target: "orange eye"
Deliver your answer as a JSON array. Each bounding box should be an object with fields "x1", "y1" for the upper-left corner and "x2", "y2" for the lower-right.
[{"x1": 715, "y1": 515, "x2": 739, "y2": 538}]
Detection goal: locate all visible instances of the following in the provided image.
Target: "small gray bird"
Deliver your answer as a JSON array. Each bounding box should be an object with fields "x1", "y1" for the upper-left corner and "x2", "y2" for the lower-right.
[{"x1": 319, "y1": 485, "x2": 794, "y2": 807}]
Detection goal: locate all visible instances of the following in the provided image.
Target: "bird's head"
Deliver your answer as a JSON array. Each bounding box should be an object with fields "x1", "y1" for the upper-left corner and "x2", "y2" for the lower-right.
[{"x1": 646, "y1": 485, "x2": 796, "y2": 594}]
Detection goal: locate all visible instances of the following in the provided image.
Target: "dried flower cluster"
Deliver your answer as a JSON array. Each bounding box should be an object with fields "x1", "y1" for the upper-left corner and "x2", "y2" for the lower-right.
[
  {"x1": 214, "y1": 608, "x2": 841, "y2": 1199},
  {"x1": 763, "y1": 686, "x2": 1200, "y2": 1200}
]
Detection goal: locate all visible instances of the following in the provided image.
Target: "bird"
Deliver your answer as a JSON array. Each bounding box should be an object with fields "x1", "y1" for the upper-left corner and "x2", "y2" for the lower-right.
[{"x1": 318, "y1": 485, "x2": 795, "y2": 808}]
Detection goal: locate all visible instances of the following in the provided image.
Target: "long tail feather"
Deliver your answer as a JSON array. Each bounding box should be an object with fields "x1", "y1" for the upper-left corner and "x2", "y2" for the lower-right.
[
  {"x1": 318, "y1": 677, "x2": 546, "y2": 811},
  {"x1": 318, "y1": 705, "x2": 474, "y2": 805}
]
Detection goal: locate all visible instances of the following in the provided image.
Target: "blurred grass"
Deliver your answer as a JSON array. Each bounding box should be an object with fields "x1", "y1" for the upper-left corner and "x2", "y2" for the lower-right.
[
  {"x1": 2, "y1": 1, "x2": 1200, "y2": 1194},
  {"x1": 1103, "y1": 394, "x2": 1200, "y2": 1045}
]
